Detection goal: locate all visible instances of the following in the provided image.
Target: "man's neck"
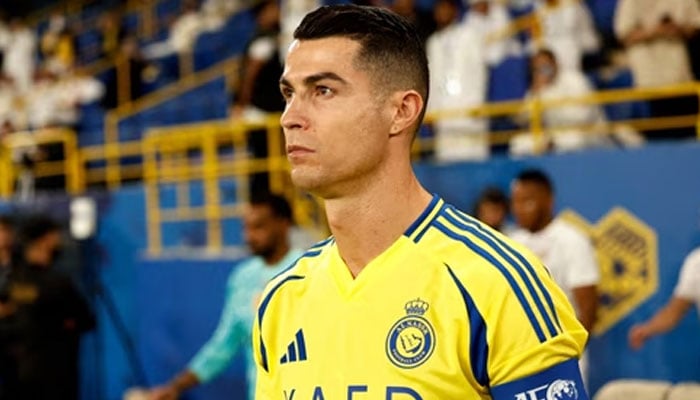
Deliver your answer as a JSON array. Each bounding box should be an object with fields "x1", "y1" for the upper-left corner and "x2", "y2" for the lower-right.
[
  {"x1": 263, "y1": 242, "x2": 291, "y2": 266},
  {"x1": 325, "y1": 174, "x2": 432, "y2": 278},
  {"x1": 529, "y1": 215, "x2": 554, "y2": 234}
]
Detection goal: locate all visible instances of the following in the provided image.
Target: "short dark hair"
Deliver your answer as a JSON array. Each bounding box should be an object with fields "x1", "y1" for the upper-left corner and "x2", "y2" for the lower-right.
[
  {"x1": 532, "y1": 48, "x2": 557, "y2": 65},
  {"x1": 475, "y1": 187, "x2": 508, "y2": 209},
  {"x1": 18, "y1": 214, "x2": 61, "y2": 245},
  {"x1": 250, "y1": 193, "x2": 293, "y2": 223},
  {"x1": 515, "y1": 169, "x2": 554, "y2": 193},
  {"x1": 294, "y1": 5, "x2": 429, "y2": 127}
]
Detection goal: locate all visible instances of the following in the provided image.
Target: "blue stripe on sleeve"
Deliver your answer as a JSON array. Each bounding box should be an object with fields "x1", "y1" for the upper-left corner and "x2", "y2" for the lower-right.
[
  {"x1": 442, "y1": 211, "x2": 559, "y2": 337},
  {"x1": 446, "y1": 264, "x2": 490, "y2": 388},
  {"x1": 448, "y1": 207, "x2": 562, "y2": 332},
  {"x1": 257, "y1": 275, "x2": 305, "y2": 371},
  {"x1": 433, "y1": 220, "x2": 547, "y2": 343}
]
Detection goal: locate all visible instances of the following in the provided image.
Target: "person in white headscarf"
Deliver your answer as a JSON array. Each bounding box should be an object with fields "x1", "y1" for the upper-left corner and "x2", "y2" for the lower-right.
[{"x1": 427, "y1": 0, "x2": 490, "y2": 161}]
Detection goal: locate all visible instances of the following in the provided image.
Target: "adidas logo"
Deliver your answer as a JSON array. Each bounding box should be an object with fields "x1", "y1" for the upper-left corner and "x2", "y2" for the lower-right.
[{"x1": 280, "y1": 329, "x2": 307, "y2": 364}]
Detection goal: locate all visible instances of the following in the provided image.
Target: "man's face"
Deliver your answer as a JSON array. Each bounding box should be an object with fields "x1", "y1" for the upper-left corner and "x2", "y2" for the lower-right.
[
  {"x1": 243, "y1": 205, "x2": 287, "y2": 259},
  {"x1": 280, "y1": 37, "x2": 394, "y2": 198},
  {"x1": 511, "y1": 181, "x2": 552, "y2": 232},
  {"x1": 477, "y1": 201, "x2": 506, "y2": 230},
  {"x1": 531, "y1": 53, "x2": 557, "y2": 86}
]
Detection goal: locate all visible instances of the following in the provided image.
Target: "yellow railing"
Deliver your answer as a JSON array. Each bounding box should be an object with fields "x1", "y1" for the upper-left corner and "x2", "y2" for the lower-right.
[
  {"x1": 82, "y1": 57, "x2": 241, "y2": 191},
  {"x1": 0, "y1": 128, "x2": 84, "y2": 197},
  {"x1": 142, "y1": 116, "x2": 300, "y2": 254},
  {"x1": 1, "y1": 81, "x2": 699, "y2": 253}
]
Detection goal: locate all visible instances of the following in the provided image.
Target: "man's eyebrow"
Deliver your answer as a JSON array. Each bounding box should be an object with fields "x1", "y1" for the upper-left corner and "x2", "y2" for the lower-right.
[{"x1": 279, "y1": 72, "x2": 348, "y2": 87}]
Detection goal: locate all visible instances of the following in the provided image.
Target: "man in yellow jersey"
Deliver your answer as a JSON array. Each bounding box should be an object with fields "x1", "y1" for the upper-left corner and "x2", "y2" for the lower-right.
[{"x1": 253, "y1": 5, "x2": 589, "y2": 399}]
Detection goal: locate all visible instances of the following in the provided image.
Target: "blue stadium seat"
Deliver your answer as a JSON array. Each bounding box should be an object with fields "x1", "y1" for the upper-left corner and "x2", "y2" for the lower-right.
[
  {"x1": 589, "y1": 68, "x2": 651, "y2": 121},
  {"x1": 488, "y1": 55, "x2": 529, "y2": 102}
]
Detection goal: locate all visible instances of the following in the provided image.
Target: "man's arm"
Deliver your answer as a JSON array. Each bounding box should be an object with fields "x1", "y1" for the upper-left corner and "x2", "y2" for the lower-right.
[
  {"x1": 572, "y1": 284, "x2": 598, "y2": 332},
  {"x1": 232, "y1": 36, "x2": 276, "y2": 117},
  {"x1": 628, "y1": 296, "x2": 693, "y2": 350},
  {"x1": 149, "y1": 269, "x2": 248, "y2": 398}
]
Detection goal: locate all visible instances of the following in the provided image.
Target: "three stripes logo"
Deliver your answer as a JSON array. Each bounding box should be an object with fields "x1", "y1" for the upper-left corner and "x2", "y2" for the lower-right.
[{"x1": 280, "y1": 329, "x2": 308, "y2": 364}]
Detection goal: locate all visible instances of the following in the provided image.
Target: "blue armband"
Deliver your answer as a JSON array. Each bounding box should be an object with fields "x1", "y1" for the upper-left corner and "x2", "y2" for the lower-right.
[{"x1": 490, "y1": 358, "x2": 588, "y2": 400}]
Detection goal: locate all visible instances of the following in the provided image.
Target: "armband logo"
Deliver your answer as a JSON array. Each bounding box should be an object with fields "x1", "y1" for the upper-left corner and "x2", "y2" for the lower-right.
[{"x1": 546, "y1": 379, "x2": 579, "y2": 400}]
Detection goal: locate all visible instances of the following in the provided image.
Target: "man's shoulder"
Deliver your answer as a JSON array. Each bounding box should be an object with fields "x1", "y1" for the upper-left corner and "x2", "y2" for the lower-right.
[
  {"x1": 550, "y1": 218, "x2": 591, "y2": 243},
  {"x1": 419, "y1": 205, "x2": 543, "y2": 280},
  {"x1": 683, "y1": 247, "x2": 700, "y2": 270},
  {"x1": 262, "y1": 237, "x2": 334, "y2": 289}
]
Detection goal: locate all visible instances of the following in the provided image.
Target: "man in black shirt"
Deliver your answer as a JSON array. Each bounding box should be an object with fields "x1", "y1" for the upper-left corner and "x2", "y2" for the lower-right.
[{"x1": 2, "y1": 214, "x2": 95, "y2": 400}]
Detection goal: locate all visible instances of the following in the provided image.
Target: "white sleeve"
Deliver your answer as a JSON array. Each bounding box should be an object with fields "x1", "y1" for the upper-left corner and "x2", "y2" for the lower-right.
[
  {"x1": 575, "y1": 1, "x2": 600, "y2": 52},
  {"x1": 248, "y1": 36, "x2": 276, "y2": 62},
  {"x1": 564, "y1": 226, "x2": 600, "y2": 289},
  {"x1": 674, "y1": 249, "x2": 700, "y2": 302}
]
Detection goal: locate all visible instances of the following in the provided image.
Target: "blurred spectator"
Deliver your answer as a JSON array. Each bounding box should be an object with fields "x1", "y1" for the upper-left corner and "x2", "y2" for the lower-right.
[
  {"x1": 510, "y1": 49, "x2": 611, "y2": 156},
  {"x1": 232, "y1": 0, "x2": 284, "y2": 119},
  {"x1": 531, "y1": 0, "x2": 600, "y2": 72},
  {"x1": 1, "y1": 214, "x2": 95, "y2": 400},
  {"x1": 463, "y1": 0, "x2": 521, "y2": 66},
  {"x1": 279, "y1": 0, "x2": 320, "y2": 61},
  {"x1": 3, "y1": 19, "x2": 36, "y2": 93},
  {"x1": 390, "y1": 0, "x2": 436, "y2": 43},
  {"x1": 508, "y1": 168, "x2": 599, "y2": 385},
  {"x1": 146, "y1": 194, "x2": 302, "y2": 400},
  {"x1": 427, "y1": 0, "x2": 489, "y2": 161},
  {"x1": 629, "y1": 247, "x2": 700, "y2": 350},
  {"x1": 26, "y1": 68, "x2": 105, "y2": 129},
  {"x1": 473, "y1": 186, "x2": 510, "y2": 232},
  {"x1": 143, "y1": 0, "x2": 206, "y2": 59},
  {"x1": 97, "y1": 10, "x2": 126, "y2": 59},
  {"x1": 232, "y1": 0, "x2": 284, "y2": 195},
  {"x1": 201, "y1": 0, "x2": 248, "y2": 30},
  {"x1": 615, "y1": 0, "x2": 700, "y2": 140},
  {"x1": 39, "y1": 12, "x2": 76, "y2": 75},
  {"x1": 103, "y1": 36, "x2": 147, "y2": 108}
]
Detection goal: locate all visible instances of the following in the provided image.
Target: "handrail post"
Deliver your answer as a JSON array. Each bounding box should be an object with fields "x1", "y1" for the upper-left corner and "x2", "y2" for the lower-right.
[
  {"x1": 143, "y1": 137, "x2": 162, "y2": 256},
  {"x1": 530, "y1": 97, "x2": 546, "y2": 154},
  {"x1": 202, "y1": 133, "x2": 222, "y2": 252},
  {"x1": 267, "y1": 115, "x2": 284, "y2": 194},
  {"x1": 104, "y1": 113, "x2": 122, "y2": 189}
]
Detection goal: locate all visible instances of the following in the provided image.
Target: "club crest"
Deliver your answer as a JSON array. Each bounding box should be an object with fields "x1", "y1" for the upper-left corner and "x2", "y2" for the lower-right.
[{"x1": 385, "y1": 298, "x2": 436, "y2": 368}]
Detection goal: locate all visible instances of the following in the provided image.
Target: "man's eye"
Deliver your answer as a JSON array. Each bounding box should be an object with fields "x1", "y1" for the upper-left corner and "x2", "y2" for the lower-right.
[
  {"x1": 281, "y1": 87, "x2": 293, "y2": 99},
  {"x1": 316, "y1": 86, "x2": 333, "y2": 96}
]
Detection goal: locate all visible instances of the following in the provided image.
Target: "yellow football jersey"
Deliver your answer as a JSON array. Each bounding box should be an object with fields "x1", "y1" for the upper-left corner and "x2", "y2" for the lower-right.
[{"x1": 253, "y1": 196, "x2": 589, "y2": 400}]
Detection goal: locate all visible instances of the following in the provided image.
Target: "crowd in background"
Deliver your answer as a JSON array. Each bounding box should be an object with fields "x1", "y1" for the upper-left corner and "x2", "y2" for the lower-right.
[{"x1": 0, "y1": 0, "x2": 697, "y2": 165}]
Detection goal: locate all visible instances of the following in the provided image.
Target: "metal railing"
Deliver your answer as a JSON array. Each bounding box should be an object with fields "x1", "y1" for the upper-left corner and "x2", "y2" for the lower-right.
[{"x1": 1, "y1": 81, "x2": 698, "y2": 254}]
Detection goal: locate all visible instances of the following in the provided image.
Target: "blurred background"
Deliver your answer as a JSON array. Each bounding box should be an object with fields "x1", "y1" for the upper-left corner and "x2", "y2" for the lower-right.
[{"x1": 0, "y1": 0, "x2": 698, "y2": 399}]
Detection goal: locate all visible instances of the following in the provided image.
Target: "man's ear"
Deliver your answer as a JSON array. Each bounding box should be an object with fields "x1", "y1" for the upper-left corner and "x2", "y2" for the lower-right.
[{"x1": 389, "y1": 90, "x2": 424, "y2": 137}]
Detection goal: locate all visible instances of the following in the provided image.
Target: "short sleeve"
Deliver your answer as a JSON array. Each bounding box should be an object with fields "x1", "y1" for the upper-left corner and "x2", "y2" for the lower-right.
[
  {"x1": 674, "y1": 249, "x2": 700, "y2": 302},
  {"x1": 563, "y1": 226, "x2": 600, "y2": 289},
  {"x1": 457, "y1": 239, "x2": 589, "y2": 390}
]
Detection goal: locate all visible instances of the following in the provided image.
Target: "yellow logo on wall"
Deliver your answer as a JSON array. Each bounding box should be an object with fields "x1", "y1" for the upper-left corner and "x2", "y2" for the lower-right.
[{"x1": 560, "y1": 207, "x2": 658, "y2": 336}]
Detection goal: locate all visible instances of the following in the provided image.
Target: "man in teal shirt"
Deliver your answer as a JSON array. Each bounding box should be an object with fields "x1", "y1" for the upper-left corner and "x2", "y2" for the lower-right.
[{"x1": 148, "y1": 194, "x2": 303, "y2": 400}]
